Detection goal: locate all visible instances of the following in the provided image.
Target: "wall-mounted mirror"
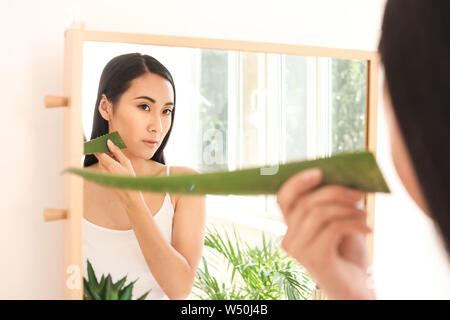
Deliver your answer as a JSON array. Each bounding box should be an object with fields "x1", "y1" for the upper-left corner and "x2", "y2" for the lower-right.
[{"x1": 54, "y1": 24, "x2": 378, "y2": 299}]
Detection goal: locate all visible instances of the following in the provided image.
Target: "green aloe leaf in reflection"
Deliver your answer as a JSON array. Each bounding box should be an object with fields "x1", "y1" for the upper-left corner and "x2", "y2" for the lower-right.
[{"x1": 63, "y1": 151, "x2": 390, "y2": 195}]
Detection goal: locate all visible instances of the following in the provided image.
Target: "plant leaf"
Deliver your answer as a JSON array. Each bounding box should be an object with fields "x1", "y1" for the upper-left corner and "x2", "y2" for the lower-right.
[
  {"x1": 119, "y1": 280, "x2": 137, "y2": 300},
  {"x1": 63, "y1": 151, "x2": 390, "y2": 195},
  {"x1": 83, "y1": 278, "x2": 94, "y2": 300},
  {"x1": 83, "y1": 277, "x2": 101, "y2": 300},
  {"x1": 112, "y1": 275, "x2": 128, "y2": 292},
  {"x1": 194, "y1": 228, "x2": 316, "y2": 300},
  {"x1": 98, "y1": 275, "x2": 107, "y2": 297},
  {"x1": 136, "y1": 290, "x2": 151, "y2": 300},
  {"x1": 86, "y1": 259, "x2": 99, "y2": 290},
  {"x1": 105, "y1": 275, "x2": 113, "y2": 300}
]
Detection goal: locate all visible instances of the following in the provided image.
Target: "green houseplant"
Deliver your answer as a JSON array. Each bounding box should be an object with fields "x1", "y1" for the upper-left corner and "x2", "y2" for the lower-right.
[
  {"x1": 193, "y1": 227, "x2": 315, "y2": 300},
  {"x1": 83, "y1": 259, "x2": 151, "y2": 300}
]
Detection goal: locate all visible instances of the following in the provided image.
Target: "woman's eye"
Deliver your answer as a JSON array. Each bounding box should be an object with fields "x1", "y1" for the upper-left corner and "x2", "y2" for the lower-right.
[
  {"x1": 139, "y1": 104, "x2": 150, "y2": 111},
  {"x1": 163, "y1": 109, "x2": 173, "y2": 115}
]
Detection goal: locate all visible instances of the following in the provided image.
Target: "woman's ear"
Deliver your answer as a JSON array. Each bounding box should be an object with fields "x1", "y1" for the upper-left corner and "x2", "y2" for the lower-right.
[{"x1": 98, "y1": 94, "x2": 113, "y2": 121}]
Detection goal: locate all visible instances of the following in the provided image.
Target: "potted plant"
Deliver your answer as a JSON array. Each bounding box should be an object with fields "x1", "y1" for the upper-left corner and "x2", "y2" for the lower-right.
[
  {"x1": 193, "y1": 227, "x2": 315, "y2": 300},
  {"x1": 83, "y1": 259, "x2": 151, "y2": 300}
]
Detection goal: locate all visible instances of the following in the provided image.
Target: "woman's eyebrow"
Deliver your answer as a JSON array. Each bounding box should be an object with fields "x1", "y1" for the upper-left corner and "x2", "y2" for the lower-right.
[
  {"x1": 135, "y1": 95, "x2": 156, "y2": 103},
  {"x1": 134, "y1": 96, "x2": 174, "y2": 106}
]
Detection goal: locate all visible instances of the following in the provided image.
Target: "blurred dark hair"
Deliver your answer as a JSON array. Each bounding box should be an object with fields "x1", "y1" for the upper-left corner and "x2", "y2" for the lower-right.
[
  {"x1": 83, "y1": 53, "x2": 176, "y2": 167},
  {"x1": 379, "y1": 0, "x2": 450, "y2": 256}
]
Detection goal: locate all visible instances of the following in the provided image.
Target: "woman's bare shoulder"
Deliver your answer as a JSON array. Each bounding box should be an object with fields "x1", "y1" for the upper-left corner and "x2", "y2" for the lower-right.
[{"x1": 169, "y1": 166, "x2": 203, "y2": 210}]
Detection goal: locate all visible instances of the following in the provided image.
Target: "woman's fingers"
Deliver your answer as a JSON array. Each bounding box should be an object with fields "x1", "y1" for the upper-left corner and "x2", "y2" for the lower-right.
[
  {"x1": 314, "y1": 217, "x2": 372, "y2": 260},
  {"x1": 94, "y1": 153, "x2": 103, "y2": 168},
  {"x1": 300, "y1": 185, "x2": 364, "y2": 212},
  {"x1": 282, "y1": 215, "x2": 374, "y2": 300},
  {"x1": 277, "y1": 168, "x2": 323, "y2": 213},
  {"x1": 282, "y1": 214, "x2": 371, "y2": 267},
  {"x1": 284, "y1": 185, "x2": 364, "y2": 227},
  {"x1": 293, "y1": 203, "x2": 367, "y2": 249},
  {"x1": 278, "y1": 177, "x2": 373, "y2": 300},
  {"x1": 95, "y1": 141, "x2": 136, "y2": 178},
  {"x1": 338, "y1": 233, "x2": 370, "y2": 268},
  {"x1": 281, "y1": 202, "x2": 366, "y2": 256},
  {"x1": 93, "y1": 140, "x2": 128, "y2": 172},
  {"x1": 94, "y1": 151, "x2": 118, "y2": 172}
]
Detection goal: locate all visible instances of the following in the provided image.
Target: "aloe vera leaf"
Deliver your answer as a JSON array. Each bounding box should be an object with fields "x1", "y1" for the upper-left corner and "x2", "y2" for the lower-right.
[
  {"x1": 84, "y1": 131, "x2": 127, "y2": 155},
  {"x1": 83, "y1": 278, "x2": 93, "y2": 300},
  {"x1": 99, "y1": 274, "x2": 105, "y2": 285},
  {"x1": 98, "y1": 276, "x2": 107, "y2": 297},
  {"x1": 83, "y1": 278, "x2": 100, "y2": 300},
  {"x1": 136, "y1": 290, "x2": 151, "y2": 300},
  {"x1": 105, "y1": 275, "x2": 113, "y2": 300},
  {"x1": 112, "y1": 275, "x2": 128, "y2": 292},
  {"x1": 109, "y1": 289, "x2": 119, "y2": 300},
  {"x1": 119, "y1": 281, "x2": 136, "y2": 300},
  {"x1": 86, "y1": 259, "x2": 99, "y2": 289},
  {"x1": 63, "y1": 151, "x2": 390, "y2": 195}
]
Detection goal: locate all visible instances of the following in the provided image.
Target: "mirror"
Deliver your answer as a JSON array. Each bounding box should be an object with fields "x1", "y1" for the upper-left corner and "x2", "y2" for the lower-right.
[{"x1": 79, "y1": 39, "x2": 371, "y2": 300}]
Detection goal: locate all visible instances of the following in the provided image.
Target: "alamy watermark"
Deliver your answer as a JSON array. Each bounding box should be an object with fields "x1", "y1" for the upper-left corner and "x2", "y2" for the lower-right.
[{"x1": 66, "y1": 264, "x2": 81, "y2": 290}]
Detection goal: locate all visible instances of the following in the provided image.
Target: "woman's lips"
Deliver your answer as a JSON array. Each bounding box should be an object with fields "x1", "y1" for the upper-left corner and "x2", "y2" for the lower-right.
[{"x1": 143, "y1": 140, "x2": 158, "y2": 148}]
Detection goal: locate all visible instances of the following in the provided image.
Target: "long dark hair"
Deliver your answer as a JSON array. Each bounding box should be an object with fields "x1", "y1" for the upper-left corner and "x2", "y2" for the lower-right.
[
  {"x1": 83, "y1": 53, "x2": 176, "y2": 167},
  {"x1": 379, "y1": 0, "x2": 450, "y2": 256}
]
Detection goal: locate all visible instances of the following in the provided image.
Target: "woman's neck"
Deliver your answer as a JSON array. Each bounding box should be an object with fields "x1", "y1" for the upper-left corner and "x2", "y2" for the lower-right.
[
  {"x1": 131, "y1": 158, "x2": 163, "y2": 176},
  {"x1": 89, "y1": 157, "x2": 163, "y2": 176}
]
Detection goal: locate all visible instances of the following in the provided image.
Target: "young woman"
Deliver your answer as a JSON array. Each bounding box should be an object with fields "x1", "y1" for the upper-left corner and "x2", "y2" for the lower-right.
[
  {"x1": 82, "y1": 53, "x2": 206, "y2": 300},
  {"x1": 276, "y1": 0, "x2": 450, "y2": 299}
]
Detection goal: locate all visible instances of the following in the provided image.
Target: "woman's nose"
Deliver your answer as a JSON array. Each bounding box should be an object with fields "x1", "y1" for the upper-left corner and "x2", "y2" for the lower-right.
[{"x1": 148, "y1": 114, "x2": 163, "y2": 133}]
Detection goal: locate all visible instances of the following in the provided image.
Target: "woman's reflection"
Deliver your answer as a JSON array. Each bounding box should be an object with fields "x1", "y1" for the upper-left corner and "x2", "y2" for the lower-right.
[{"x1": 82, "y1": 53, "x2": 206, "y2": 300}]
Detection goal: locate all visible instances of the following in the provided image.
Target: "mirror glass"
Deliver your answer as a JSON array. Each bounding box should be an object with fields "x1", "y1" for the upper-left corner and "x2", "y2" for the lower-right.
[{"x1": 81, "y1": 40, "x2": 367, "y2": 299}]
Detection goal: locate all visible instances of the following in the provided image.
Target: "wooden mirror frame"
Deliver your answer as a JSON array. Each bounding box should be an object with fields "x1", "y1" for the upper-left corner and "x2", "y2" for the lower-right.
[{"x1": 44, "y1": 22, "x2": 379, "y2": 300}]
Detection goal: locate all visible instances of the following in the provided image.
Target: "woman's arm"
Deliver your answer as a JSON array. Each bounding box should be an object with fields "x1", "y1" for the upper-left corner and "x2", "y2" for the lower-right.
[
  {"x1": 94, "y1": 141, "x2": 206, "y2": 299},
  {"x1": 126, "y1": 166, "x2": 206, "y2": 300}
]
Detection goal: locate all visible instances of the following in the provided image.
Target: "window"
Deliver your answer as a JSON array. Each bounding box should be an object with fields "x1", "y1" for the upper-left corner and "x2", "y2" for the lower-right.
[
  {"x1": 331, "y1": 59, "x2": 367, "y2": 153},
  {"x1": 170, "y1": 51, "x2": 368, "y2": 233}
]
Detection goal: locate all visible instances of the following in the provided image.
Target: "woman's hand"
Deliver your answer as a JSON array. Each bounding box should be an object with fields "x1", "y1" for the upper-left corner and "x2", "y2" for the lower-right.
[
  {"x1": 94, "y1": 139, "x2": 147, "y2": 212},
  {"x1": 276, "y1": 168, "x2": 376, "y2": 300}
]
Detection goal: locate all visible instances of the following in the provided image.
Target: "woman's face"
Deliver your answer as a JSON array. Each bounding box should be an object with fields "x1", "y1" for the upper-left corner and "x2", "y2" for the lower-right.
[
  {"x1": 383, "y1": 81, "x2": 429, "y2": 216},
  {"x1": 99, "y1": 72, "x2": 174, "y2": 161}
]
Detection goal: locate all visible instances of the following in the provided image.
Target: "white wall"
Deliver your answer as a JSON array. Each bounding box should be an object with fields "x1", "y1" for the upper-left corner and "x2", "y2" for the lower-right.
[{"x1": 2, "y1": 0, "x2": 448, "y2": 300}]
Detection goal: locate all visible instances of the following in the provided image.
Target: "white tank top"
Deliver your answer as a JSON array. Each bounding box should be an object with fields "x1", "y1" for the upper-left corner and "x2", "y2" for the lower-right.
[{"x1": 82, "y1": 165, "x2": 174, "y2": 300}]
